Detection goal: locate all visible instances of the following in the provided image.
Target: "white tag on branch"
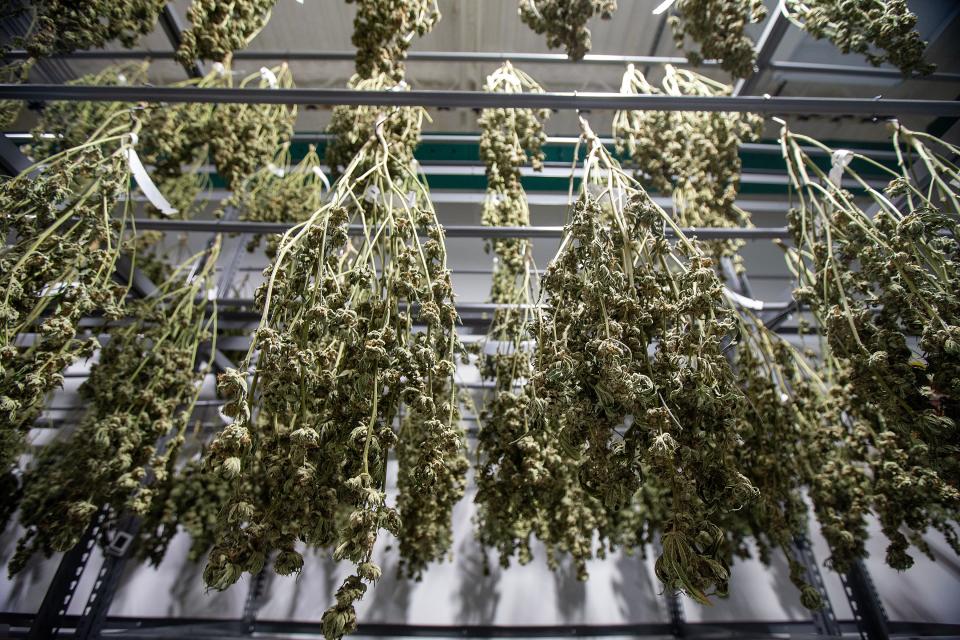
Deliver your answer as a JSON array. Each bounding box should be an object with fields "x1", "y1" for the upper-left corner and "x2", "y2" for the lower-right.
[
  {"x1": 212, "y1": 61, "x2": 227, "y2": 76},
  {"x1": 206, "y1": 288, "x2": 217, "y2": 302},
  {"x1": 260, "y1": 66, "x2": 279, "y2": 88},
  {"x1": 117, "y1": 74, "x2": 127, "y2": 85},
  {"x1": 723, "y1": 287, "x2": 765, "y2": 311},
  {"x1": 829, "y1": 149, "x2": 854, "y2": 188},
  {"x1": 125, "y1": 146, "x2": 178, "y2": 216},
  {"x1": 267, "y1": 162, "x2": 285, "y2": 177},
  {"x1": 364, "y1": 185, "x2": 381, "y2": 203},
  {"x1": 311, "y1": 165, "x2": 331, "y2": 190},
  {"x1": 390, "y1": 80, "x2": 409, "y2": 92}
]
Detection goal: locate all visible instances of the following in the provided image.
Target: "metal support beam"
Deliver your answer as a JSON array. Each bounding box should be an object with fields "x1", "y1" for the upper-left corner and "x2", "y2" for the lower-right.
[
  {"x1": 3, "y1": 48, "x2": 959, "y2": 83},
  {"x1": 734, "y1": 1, "x2": 791, "y2": 96},
  {"x1": 767, "y1": 60, "x2": 960, "y2": 83},
  {"x1": 125, "y1": 217, "x2": 792, "y2": 239},
  {"x1": 241, "y1": 570, "x2": 270, "y2": 635},
  {"x1": 2, "y1": 84, "x2": 958, "y2": 116}
]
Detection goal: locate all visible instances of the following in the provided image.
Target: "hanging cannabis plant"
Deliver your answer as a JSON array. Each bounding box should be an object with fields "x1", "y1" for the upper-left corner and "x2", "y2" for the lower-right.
[
  {"x1": 783, "y1": 0, "x2": 934, "y2": 77},
  {"x1": 227, "y1": 143, "x2": 329, "y2": 256},
  {"x1": 206, "y1": 62, "x2": 298, "y2": 191},
  {"x1": 779, "y1": 121, "x2": 959, "y2": 572},
  {"x1": 0, "y1": 61, "x2": 30, "y2": 131},
  {"x1": 9, "y1": 241, "x2": 220, "y2": 575},
  {"x1": 717, "y1": 312, "x2": 830, "y2": 609},
  {"x1": 14, "y1": 0, "x2": 165, "y2": 60},
  {"x1": 668, "y1": 0, "x2": 767, "y2": 78},
  {"x1": 613, "y1": 64, "x2": 762, "y2": 271},
  {"x1": 347, "y1": 0, "x2": 441, "y2": 80},
  {"x1": 471, "y1": 63, "x2": 606, "y2": 579},
  {"x1": 0, "y1": 112, "x2": 142, "y2": 520},
  {"x1": 138, "y1": 451, "x2": 238, "y2": 567},
  {"x1": 529, "y1": 117, "x2": 758, "y2": 603},
  {"x1": 518, "y1": 0, "x2": 617, "y2": 61},
  {"x1": 177, "y1": 0, "x2": 276, "y2": 66},
  {"x1": 204, "y1": 75, "x2": 464, "y2": 639}
]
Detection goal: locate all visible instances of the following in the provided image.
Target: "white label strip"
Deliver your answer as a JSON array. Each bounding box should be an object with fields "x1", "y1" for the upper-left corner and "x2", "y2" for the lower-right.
[
  {"x1": 125, "y1": 147, "x2": 178, "y2": 216},
  {"x1": 724, "y1": 287, "x2": 765, "y2": 311}
]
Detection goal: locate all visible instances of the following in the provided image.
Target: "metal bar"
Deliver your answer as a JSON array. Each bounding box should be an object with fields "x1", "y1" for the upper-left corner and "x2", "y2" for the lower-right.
[
  {"x1": 126, "y1": 217, "x2": 792, "y2": 239},
  {"x1": 734, "y1": 1, "x2": 791, "y2": 96},
  {"x1": 4, "y1": 47, "x2": 959, "y2": 82},
  {"x1": 3, "y1": 131, "x2": 903, "y2": 160},
  {"x1": 768, "y1": 60, "x2": 960, "y2": 83},
  {"x1": 2, "y1": 84, "x2": 958, "y2": 115}
]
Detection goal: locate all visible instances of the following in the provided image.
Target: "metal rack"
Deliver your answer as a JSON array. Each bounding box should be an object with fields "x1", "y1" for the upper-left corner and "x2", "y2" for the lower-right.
[{"x1": 2, "y1": 1, "x2": 959, "y2": 638}]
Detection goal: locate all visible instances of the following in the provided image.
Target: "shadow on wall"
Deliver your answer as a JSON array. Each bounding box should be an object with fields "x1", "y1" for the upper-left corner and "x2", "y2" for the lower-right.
[{"x1": 454, "y1": 535, "x2": 500, "y2": 624}]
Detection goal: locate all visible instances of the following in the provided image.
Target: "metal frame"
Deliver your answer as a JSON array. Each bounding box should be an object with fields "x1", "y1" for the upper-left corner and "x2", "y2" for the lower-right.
[
  {"x1": 125, "y1": 217, "x2": 793, "y2": 239},
  {"x1": 4, "y1": 4, "x2": 958, "y2": 639}
]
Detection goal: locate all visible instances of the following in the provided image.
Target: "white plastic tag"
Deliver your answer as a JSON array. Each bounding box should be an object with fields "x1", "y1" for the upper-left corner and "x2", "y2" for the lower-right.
[
  {"x1": 267, "y1": 162, "x2": 285, "y2": 177},
  {"x1": 364, "y1": 185, "x2": 381, "y2": 203},
  {"x1": 723, "y1": 287, "x2": 765, "y2": 311},
  {"x1": 213, "y1": 62, "x2": 227, "y2": 76},
  {"x1": 259, "y1": 67, "x2": 278, "y2": 88},
  {"x1": 125, "y1": 146, "x2": 178, "y2": 216},
  {"x1": 311, "y1": 165, "x2": 331, "y2": 191},
  {"x1": 829, "y1": 149, "x2": 853, "y2": 188}
]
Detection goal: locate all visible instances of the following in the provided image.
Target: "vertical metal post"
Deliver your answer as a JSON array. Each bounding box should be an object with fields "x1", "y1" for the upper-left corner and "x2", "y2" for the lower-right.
[
  {"x1": 841, "y1": 560, "x2": 889, "y2": 640},
  {"x1": 27, "y1": 510, "x2": 107, "y2": 639},
  {"x1": 665, "y1": 589, "x2": 685, "y2": 638},
  {"x1": 74, "y1": 516, "x2": 141, "y2": 640},
  {"x1": 242, "y1": 569, "x2": 270, "y2": 635}
]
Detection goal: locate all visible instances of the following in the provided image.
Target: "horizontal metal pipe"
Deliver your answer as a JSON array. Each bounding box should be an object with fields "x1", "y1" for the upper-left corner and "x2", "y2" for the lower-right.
[
  {"x1": 4, "y1": 48, "x2": 957, "y2": 82},
  {"x1": 127, "y1": 217, "x2": 791, "y2": 239},
  {"x1": 2, "y1": 84, "x2": 957, "y2": 115},
  {"x1": 3, "y1": 132, "x2": 903, "y2": 161}
]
